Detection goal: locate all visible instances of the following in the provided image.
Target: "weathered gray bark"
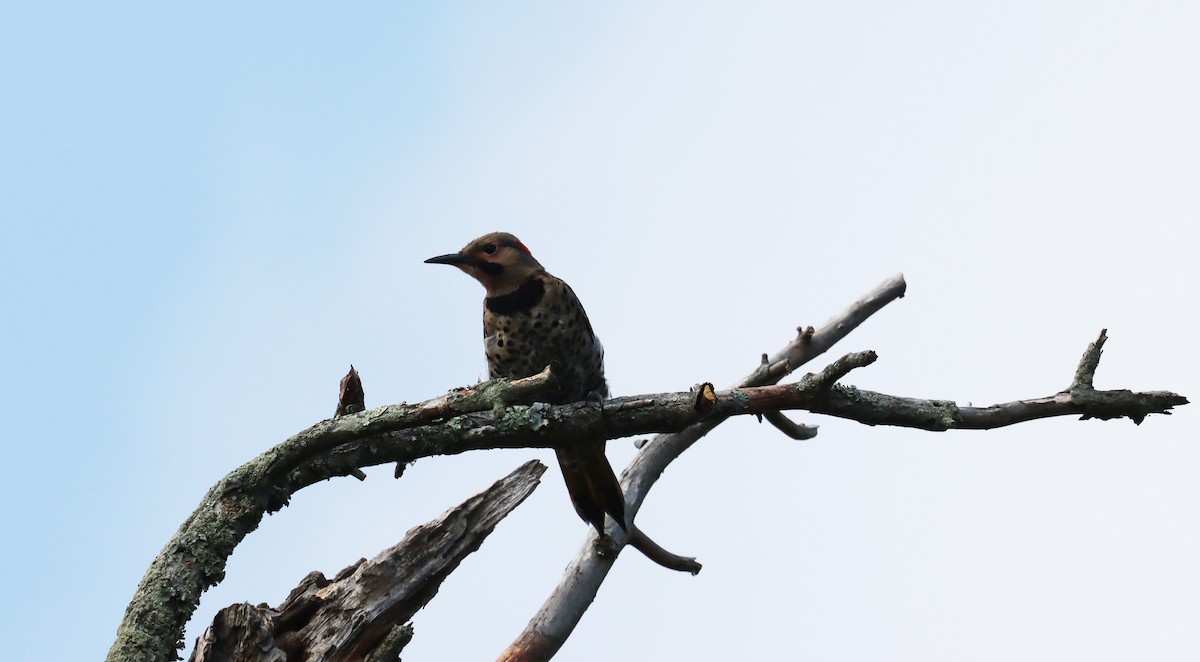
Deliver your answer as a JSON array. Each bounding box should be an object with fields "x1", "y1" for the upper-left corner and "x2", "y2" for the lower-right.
[
  {"x1": 107, "y1": 274, "x2": 1187, "y2": 662},
  {"x1": 187, "y1": 461, "x2": 545, "y2": 662},
  {"x1": 107, "y1": 370, "x2": 562, "y2": 662},
  {"x1": 496, "y1": 282, "x2": 1186, "y2": 660}
]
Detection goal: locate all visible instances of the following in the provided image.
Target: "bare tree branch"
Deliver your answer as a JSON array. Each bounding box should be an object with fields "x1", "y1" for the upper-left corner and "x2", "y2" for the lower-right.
[
  {"x1": 762, "y1": 410, "x2": 819, "y2": 440},
  {"x1": 187, "y1": 461, "x2": 546, "y2": 662},
  {"x1": 336, "y1": 365, "x2": 370, "y2": 480},
  {"x1": 498, "y1": 275, "x2": 910, "y2": 661},
  {"x1": 335, "y1": 364, "x2": 366, "y2": 417},
  {"x1": 625, "y1": 525, "x2": 701, "y2": 574},
  {"x1": 108, "y1": 274, "x2": 1187, "y2": 662},
  {"x1": 495, "y1": 276, "x2": 1186, "y2": 661},
  {"x1": 1073, "y1": 328, "x2": 1105, "y2": 391},
  {"x1": 107, "y1": 369, "x2": 560, "y2": 662}
]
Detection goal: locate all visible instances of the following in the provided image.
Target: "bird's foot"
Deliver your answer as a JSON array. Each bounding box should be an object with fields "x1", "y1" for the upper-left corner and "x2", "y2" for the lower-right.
[
  {"x1": 585, "y1": 389, "x2": 606, "y2": 416},
  {"x1": 593, "y1": 532, "x2": 620, "y2": 558}
]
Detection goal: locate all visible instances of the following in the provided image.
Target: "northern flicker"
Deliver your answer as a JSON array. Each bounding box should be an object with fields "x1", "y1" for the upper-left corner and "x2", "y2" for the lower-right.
[{"x1": 425, "y1": 232, "x2": 627, "y2": 535}]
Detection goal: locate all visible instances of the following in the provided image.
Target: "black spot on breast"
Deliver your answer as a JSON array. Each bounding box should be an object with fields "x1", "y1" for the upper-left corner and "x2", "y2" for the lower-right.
[{"x1": 486, "y1": 277, "x2": 546, "y2": 315}]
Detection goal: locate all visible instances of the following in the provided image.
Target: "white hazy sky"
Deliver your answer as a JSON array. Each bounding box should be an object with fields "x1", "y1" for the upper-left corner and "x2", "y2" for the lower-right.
[{"x1": 3, "y1": 3, "x2": 1198, "y2": 661}]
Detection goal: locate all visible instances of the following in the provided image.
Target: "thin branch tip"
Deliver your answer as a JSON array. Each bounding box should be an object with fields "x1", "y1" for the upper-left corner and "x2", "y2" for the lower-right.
[
  {"x1": 1072, "y1": 329, "x2": 1109, "y2": 391},
  {"x1": 335, "y1": 365, "x2": 366, "y2": 417},
  {"x1": 115, "y1": 274, "x2": 1186, "y2": 662},
  {"x1": 764, "y1": 411, "x2": 819, "y2": 440},
  {"x1": 502, "y1": 276, "x2": 911, "y2": 661},
  {"x1": 627, "y1": 526, "x2": 702, "y2": 574},
  {"x1": 811, "y1": 350, "x2": 878, "y2": 390}
]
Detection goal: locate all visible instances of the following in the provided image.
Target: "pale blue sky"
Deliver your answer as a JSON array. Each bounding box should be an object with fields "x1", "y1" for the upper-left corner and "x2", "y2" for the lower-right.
[{"x1": 3, "y1": 3, "x2": 1198, "y2": 660}]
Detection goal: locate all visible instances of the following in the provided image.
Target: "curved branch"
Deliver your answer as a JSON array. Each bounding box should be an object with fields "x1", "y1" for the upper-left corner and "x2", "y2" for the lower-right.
[
  {"x1": 499, "y1": 275, "x2": 909, "y2": 661},
  {"x1": 188, "y1": 462, "x2": 546, "y2": 661},
  {"x1": 495, "y1": 279, "x2": 1187, "y2": 661},
  {"x1": 626, "y1": 525, "x2": 701, "y2": 574},
  {"x1": 107, "y1": 369, "x2": 558, "y2": 662},
  {"x1": 762, "y1": 411, "x2": 819, "y2": 439},
  {"x1": 109, "y1": 274, "x2": 1187, "y2": 662}
]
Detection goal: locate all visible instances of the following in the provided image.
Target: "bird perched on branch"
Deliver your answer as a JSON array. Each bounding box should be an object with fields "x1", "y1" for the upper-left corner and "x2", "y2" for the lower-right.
[{"x1": 425, "y1": 232, "x2": 626, "y2": 535}]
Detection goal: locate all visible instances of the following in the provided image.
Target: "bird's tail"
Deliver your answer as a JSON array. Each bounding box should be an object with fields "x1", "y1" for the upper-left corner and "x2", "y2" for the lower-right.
[{"x1": 555, "y1": 441, "x2": 627, "y2": 534}]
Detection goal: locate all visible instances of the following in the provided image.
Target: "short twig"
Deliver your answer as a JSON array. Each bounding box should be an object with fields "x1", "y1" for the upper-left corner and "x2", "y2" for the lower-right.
[
  {"x1": 1071, "y1": 328, "x2": 1107, "y2": 391},
  {"x1": 763, "y1": 411, "x2": 819, "y2": 440},
  {"x1": 627, "y1": 525, "x2": 702, "y2": 574}
]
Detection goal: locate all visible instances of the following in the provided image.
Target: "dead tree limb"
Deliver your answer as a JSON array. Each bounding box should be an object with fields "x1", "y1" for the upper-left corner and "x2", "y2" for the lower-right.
[
  {"x1": 495, "y1": 282, "x2": 1185, "y2": 661},
  {"x1": 107, "y1": 369, "x2": 562, "y2": 662},
  {"x1": 498, "y1": 274, "x2": 909, "y2": 661},
  {"x1": 187, "y1": 461, "x2": 546, "y2": 662},
  {"x1": 108, "y1": 274, "x2": 1187, "y2": 662}
]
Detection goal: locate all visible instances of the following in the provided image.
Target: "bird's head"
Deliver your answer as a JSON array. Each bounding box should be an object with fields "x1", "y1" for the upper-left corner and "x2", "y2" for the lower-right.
[{"x1": 425, "y1": 232, "x2": 545, "y2": 297}]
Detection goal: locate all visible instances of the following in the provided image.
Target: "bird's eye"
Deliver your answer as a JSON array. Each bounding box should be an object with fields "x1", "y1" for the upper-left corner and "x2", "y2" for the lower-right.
[{"x1": 483, "y1": 243, "x2": 498, "y2": 255}]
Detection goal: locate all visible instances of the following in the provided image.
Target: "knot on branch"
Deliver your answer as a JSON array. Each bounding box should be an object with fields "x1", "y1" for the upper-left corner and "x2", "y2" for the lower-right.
[{"x1": 692, "y1": 382, "x2": 716, "y2": 414}]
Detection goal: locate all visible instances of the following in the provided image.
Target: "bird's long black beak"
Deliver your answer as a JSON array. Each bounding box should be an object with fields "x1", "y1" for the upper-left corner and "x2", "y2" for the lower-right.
[{"x1": 425, "y1": 253, "x2": 467, "y2": 266}]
